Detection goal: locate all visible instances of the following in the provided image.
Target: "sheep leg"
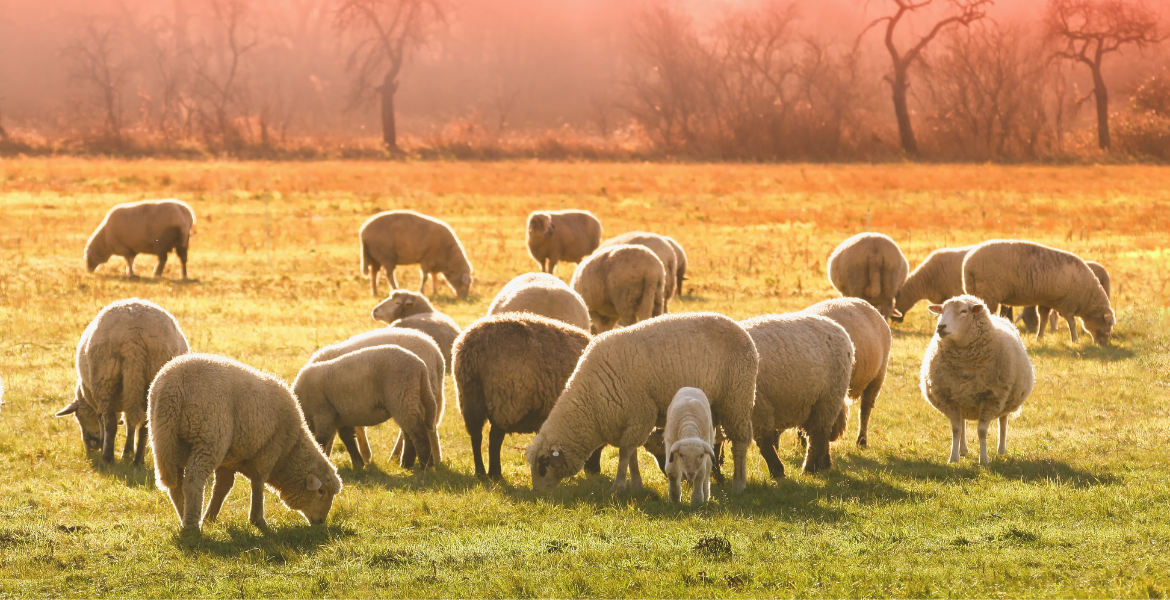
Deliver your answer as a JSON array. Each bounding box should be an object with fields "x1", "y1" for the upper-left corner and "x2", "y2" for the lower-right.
[
  {"x1": 1065, "y1": 313, "x2": 1079, "y2": 343},
  {"x1": 166, "y1": 467, "x2": 185, "y2": 522},
  {"x1": 122, "y1": 422, "x2": 136, "y2": 462},
  {"x1": 583, "y1": 447, "x2": 603, "y2": 474},
  {"x1": 709, "y1": 441, "x2": 726, "y2": 484},
  {"x1": 977, "y1": 419, "x2": 991, "y2": 465},
  {"x1": 948, "y1": 415, "x2": 964, "y2": 463},
  {"x1": 177, "y1": 245, "x2": 188, "y2": 280},
  {"x1": 203, "y1": 467, "x2": 236, "y2": 523},
  {"x1": 628, "y1": 450, "x2": 642, "y2": 489},
  {"x1": 368, "y1": 260, "x2": 382, "y2": 296},
  {"x1": 468, "y1": 419, "x2": 487, "y2": 478},
  {"x1": 998, "y1": 415, "x2": 1009, "y2": 456},
  {"x1": 388, "y1": 430, "x2": 404, "y2": 461},
  {"x1": 125, "y1": 254, "x2": 137, "y2": 278},
  {"x1": 731, "y1": 438, "x2": 749, "y2": 493},
  {"x1": 547, "y1": 258, "x2": 559, "y2": 275},
  {"x1": 338, "y1": 426, "x2": 365, "y2": 470},
  {"x1": 101, "y1": 409, "x2": 118, "y2": 463},
  {"x1": 691, "y1": 461, "x2": 710, "y2": 506},
  {"x1": 959, "y1": 420, "x2": 969, "y2": 456},
  {"x1": 668, "y1": 471, "x2": 682, "y2": 503},
  {"x1": 612, "y1": 446, "x2": 637, "y2": 492},
  {"x1": 487, "y1": 424, "x2": 507, "y2": 481},
  {"x1": 357, "y1": 427, "x2": 374, "y2": 464},
  {"x1": 802, "y1": 429, "x2": 832, "y2": 474},
  {"x1": 1037, "y1": 308, "x2": 1050, "y2": 340},
  {"x1": 181, "y1": 461, "x2": 215, "y2": 531},
  {"x1": 400, "y1": 436, "x2": 418, "y2": 469},
  {"x1": 857, "y1": 384, "x2": 879, "y2": 447},
  {"x1": 154, "y1": 252, "x2": 168, "y2": 277},
  {"x1": 755, "y1": 432, "x2": 786, "y2": 480},
  {"x1": 1049, "y1": 310, "x2": 1059, "y2": 333},
  {"x1": 248, "y1": 475, "x2": 268, "y2": 529},
  {"x1": 134, "y1": 423, "x2": 149, "y2": 465},
  {"x1": 419, "y1": 269, "x2": 429, "y2": 295},
  {"x1": 386, "y1": 264, "x2": 399, "y2": 290},
  {"x1": 432, "y1": 272, "x2": 440, "y2": 297}
]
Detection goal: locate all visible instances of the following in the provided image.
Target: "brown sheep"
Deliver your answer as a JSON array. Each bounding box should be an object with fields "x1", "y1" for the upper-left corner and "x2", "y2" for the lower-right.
[
  {"x1": 85, "y1": 199, "x2": 195, "y2": 280},
  {"x1": 359, "y1": 210, "x2": 473, "y2": 299},
  {"x1": 598, "y1": 231, "x2": 679, "y2": 306},
  {"x1": 570, "y1": 244, "x2": 665, "y2": 334},
  {"x1": 1018, "y1": 260, "x2": 1111, "y2": 335},
  {"x1": 892, "y1": 246, "x2": 971, "y2": 322},
  {"x1": 827, "y1": 232, "x2": 909, "y2": 321},
  {"x1": 526, "y1": 210, "x2": 603, "y2": 275}
]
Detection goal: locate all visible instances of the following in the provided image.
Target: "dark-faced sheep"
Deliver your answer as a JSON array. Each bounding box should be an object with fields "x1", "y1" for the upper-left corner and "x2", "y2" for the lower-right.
[
  {"x1": 598, "y1": 231, "x2": 679, "y2": 305},
  {"x1": 85, "y1": 199, "x2": 195, "y2": 280},
  {"x1": 570, "y1": 244, "x2": 665, "y2": 334},
  {"x1": 359, "y1": 210, "x2": 473, "y2": 299},
  {"x1": 526, "y1": 210, "x2": 603, "y2": 275},
  {"x1": 828, "y1": 232, "x2": 909, "y2": 321}
]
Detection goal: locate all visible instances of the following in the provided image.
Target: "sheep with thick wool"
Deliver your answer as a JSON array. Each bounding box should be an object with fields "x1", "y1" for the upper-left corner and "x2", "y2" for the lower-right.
[
  {"x1": 372, "y1": 289, "x2": 462, "y2": 369},
  {"x1": 599, "y1": 231, "x2": 679, "y2": 305},
  {"x1": 921, "y1": 295, "x2": 1034, "y2": 465},
  {"x1": 570, "y1": 244, "x2": 665, "y2": 334},
  {"x1": 828, "y1": 232, "x2": 909, "y2": 321},
  {"x1": 742, "y1": 313, "x2": 853, "y2": 476},
  {"x1": 663, "y1": 387, "x2": 716, "y2": 505},
  {"x1": 526, "y1": 210, "x2": 603, "y2": 274},
  {"x1": 149, "y1": 353, "x2": 342, "y2": 532},
  {"x1": 963, "y1": 240, "x2": 1115, "y2": 345},
  {"x1": 1019, "y1": 260, "x2": 1112, "y2": 335},
  {"x1": 453, "y1": 313, "x2": 591, "y2": 480},
  {"x1": 804, "y1": 298, "x2": 891, "y2": 447},
  {"x1": 85, "y1": 199, "x2": 195, "y2": 280},
  {"x1": 527, "y1": 312, "x2": 758, "y2": 494},
  {"x1": 57, "y1": 298, "x2": 188, "y2": 464},
  {"x1": 488, "y1": 272, "x2": 591, "y2": 331},
  {"x1": 293, "y1": 345, "x2": 441, "y2": 470},
  {"x1": 893, "y1": 246, "x2": 971, "y2": 321},
  {"x1": 308, "y1": 327, "x2": 444, "y2": 468},
  {"x1": 360, "y1": 210, "x2": 473, "y2": 298}
]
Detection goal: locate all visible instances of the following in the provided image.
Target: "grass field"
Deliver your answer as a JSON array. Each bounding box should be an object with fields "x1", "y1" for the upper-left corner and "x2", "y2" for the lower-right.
[{"x1": 1, "y1": 158, "x2": 1169, "y2": 598}]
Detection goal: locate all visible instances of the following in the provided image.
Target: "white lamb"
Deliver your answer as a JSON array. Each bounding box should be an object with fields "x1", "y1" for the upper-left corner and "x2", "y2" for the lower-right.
[{"x1": 662, "y1": 387, "x2": 716, "y2": 506}]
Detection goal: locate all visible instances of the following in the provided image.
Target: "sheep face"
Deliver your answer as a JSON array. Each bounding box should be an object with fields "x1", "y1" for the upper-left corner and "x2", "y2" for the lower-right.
[
  {"x1": 371, "y1": 292, "x2": 417, "y2": 323},
  {"x1": 1082, "y1": 309, "x2": 1115, "y2": 346},
  {"x1": 56, "y1": 392, "x2": 103, "y2": 452},
  {"x1": 84, "y1": 242, "x2": 110, "y2": 273},
  {"x1": 526, "y1": 435, "x2": 577, "y2": 491},
  {"x1": 281, "y1": 473, "x2": 342, "y2": 525},
  {"x1": 527, "y1": 213, "x2": 554, "y2": 240},
  {"x1": 665, "y1": 439, "x2": 715, "y2": 484},
  {"x1": 450, "y1": 270, "x2": 472, "y2": 300},
  {"x1": 928, "y1": 297, "x2": 987, "y2": 346}
]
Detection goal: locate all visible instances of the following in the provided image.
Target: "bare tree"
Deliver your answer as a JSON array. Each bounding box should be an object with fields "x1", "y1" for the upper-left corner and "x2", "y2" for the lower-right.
[
  {"x1": 1047, "y1": 0, "x2": 1164, "y2": 150},
  {"x1": 335, "y1": 0, "x2": 449, "y2": 151},
  {"x1": 64, "y1": 17, "x2": 134, "y2": 141},
  {"x1": 190, "y1": 0, "x2": 258, "y2": 144},
  {"x1": 862, "y1": 0, "x2": 991, "y2": 156}
]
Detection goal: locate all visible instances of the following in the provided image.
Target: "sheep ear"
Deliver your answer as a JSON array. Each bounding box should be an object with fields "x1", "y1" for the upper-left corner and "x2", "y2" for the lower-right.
[
  {"x1": 970, "y1": 304, "x2": 984, "y2": 315},
  {"x1": 461, "y1": 273, "x2": 471, "y2": 285},
  {"x1": 404, "y1": 298, "x2": 414, "y2": 306},
  {"x1": 56, "y1": 401, "x2": 82, "y2": 417},
  {"x1": 306, "y1": 474, "x2": 322, "y2": 491},
  {"x1": 927, "y1": 305, "x2": 944, "y2": 315},
  {"x1": 891, "y1": 308, "x2": 904, "y2": 319},
  {"x1": 670, "y1": 450, "x2": 678, "y2": 464}
]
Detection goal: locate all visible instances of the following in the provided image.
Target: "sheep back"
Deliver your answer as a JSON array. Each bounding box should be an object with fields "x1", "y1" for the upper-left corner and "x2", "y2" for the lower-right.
[
  {"x1": 894, "y1": 246, "x2": 970, "y2": 320},
  {"x1": 570, "y1": 244, "x2": 665, "y2": 333},
  {"x1": 488, "y1": 272, "x2": 591, "y2": 331},
  {"x1": 525, "y1": 210, "x2": 603, "y2": 271},
  {"x1": 85, "y1": 199, "x2": 195, "y2": 272},
  {"x1": 827, "y1": 232, "x2": 909, "y2": 320},
  {"x1": 359, "y1": 210, "x2": 473, "y2": 298},
  {"x1": 599, "y1": 231, "x2": 678, "y2": 301}
]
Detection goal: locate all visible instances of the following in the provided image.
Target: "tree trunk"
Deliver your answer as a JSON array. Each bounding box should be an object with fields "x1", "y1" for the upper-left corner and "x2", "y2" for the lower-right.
[
  {"x1": 381, "y1": 71, "x2": 399, "y2": 151},
  {"x1": 1090, "y1": 65, "x2": 1110, "y2": 150},
  {"x1": 891, "y1": 65, "x2": 919, "y2": 156}
]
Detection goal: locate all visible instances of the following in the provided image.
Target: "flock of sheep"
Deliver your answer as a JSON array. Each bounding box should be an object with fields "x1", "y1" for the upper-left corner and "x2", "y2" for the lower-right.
[{"x1": 56, "y1": 198, "x2": 1116, "y2": 532}]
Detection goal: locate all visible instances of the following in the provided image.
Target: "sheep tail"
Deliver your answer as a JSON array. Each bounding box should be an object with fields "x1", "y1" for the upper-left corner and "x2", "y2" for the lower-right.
[
  {"x1": 865, "y1": 258, "x2": 882, "y2": 298},
  {"x1": 360, "y1": 239, "x2": 374, "y2": 277},
  {"x1": 148, "y1": 380, "x2": 184, "y2": 491},
  {"x1": 640, "y1": 274, "x2": 663, "y2": 319}
]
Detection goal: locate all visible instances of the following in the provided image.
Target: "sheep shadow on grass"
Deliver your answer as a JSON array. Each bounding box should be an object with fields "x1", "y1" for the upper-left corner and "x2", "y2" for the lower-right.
[
  {"x1": 845, "y1": 452, "x2": 1118, "y2": 489},
  {"x1": 1026, "y1": 342, "x2": 1135, "y2": 362},
  {"x1": 175, "y1": 522, "x2": 356, "y2": 558},
  {"x1": 87, "y1": 454, "x2": 155, "y2": 488},
  {"x1": 339, "y1": 461, "x2": 484, "y2": 493}
]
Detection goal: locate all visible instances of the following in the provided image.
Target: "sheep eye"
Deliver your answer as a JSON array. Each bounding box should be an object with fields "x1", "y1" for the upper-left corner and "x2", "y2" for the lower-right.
[
  {"x1": 960, "y1": 310, "x2": 967, "y2": 315},
  {"x1": 318, "y1": 489, "x2": 325, "y2": 496}
]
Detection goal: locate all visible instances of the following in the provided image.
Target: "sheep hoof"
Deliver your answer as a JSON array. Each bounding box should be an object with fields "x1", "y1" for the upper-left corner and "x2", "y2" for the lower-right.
[
  {"x1": 856, "y1": 436, "x2": 868, "y2": 448},
  {"x1": 250, "y1": 518, "x2": 269, "y2": 530}
]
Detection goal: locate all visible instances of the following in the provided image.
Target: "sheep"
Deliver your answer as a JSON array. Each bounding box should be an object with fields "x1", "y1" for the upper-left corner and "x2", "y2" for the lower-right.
[
  {"x1": 372, "y1": 289, "x2": 462, "y2": 369},
  {"x1": 56, "y1": 298, "x2": 188, "y2": 464},
  {"x1": 827, "y1": 232, "x2": 910, "y2": 321},
  {"x1": 526, "y1": 312, "x2": 758, "y2": 494},
  {"x1": 892, "y1": 246, "x2": 971, "y2": 322},
  {"x1": 307, "y1": 327, "x2": 445, "y2": 469},
  {"x1": 921, "y1": 295, "x2": 1034, "y2": 465},
  {"x1": 599, "y1": 231, "x2": 679, "y2": 304},
  {"x1": 662, "y1": 387, "x2": 716, "y2": 505},
  {"x1": 487, "y1": 272, "x2": 591, "y2": 331},
  {"x1": 452, "y1": 313, "x2": 592, "y2": 480},
  {"x1": 526, "y1": 210, "x2": 603, "y2": 274},
  {"x1": 741, "y1": 313, "x2": 853, "y2": 477},
  {"x1": 85, "y1": 199, "x2": 195, "y2": 280},
  {"x1": 1018, "y1": 260, "x2": 1111, "y2": 335},
  {"x1": 664, "y1": 236, "x2": 688, "y2": 297},
  {"x1": 149, "y1": 353, "x2": 342, "y2": 532},
  {"x1": 804, "y1": 298, "x2": 891, "y2": 447},
  {"x1": 359, "y1": 210, "x2": 473, "y2": 299},
  {"x1": 293, "y1": 345, "x2": 441, "y2": 471},
  {"x1": 963, "y1": 240, "x2": 1115, "y2": 345},
  {"x1": 570, "y1": 244, "x2": 665, "y2": 334}
]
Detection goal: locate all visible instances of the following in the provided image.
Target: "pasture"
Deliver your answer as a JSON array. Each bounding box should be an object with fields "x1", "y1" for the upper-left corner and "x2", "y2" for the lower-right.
[{"x1": 1, "y1": 158, "x2": 1169, "y2": 597}]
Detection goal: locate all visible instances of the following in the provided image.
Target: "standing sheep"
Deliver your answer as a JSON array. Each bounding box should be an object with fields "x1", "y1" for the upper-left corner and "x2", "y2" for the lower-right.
[
  {"x1": 453, "y1": 313, "x2": 591, "y2": 480},
  {"x1": 526, "y1": 313, "x2": 758, "y2": 494},
  {"x1": 570, "y1": 244, "x2": 665, "y2": 334},
  {"x1": 372, "y1": 289, "x2": 462, "y2": 369},
  {"x1": 742, "y1": 313, "x2": 853, "y2": 477},
  {"x1": 663, "y1": 387, "x2": 716, "y2": 505},
  {"x1": 599, "y1": 231, "x2": 679, "y2": 304},
  {"x1": 921, "y1": 295, "x2": 1034, "y2": 464},
  {"x1": 293, "y1": 345, "x2": 441, "y2": 470},
  {"x1": 56, "y1": 298, "x2": 188, "y2": 464},
  {"x1": 893, "y1": 246, "x2": 971, "y2": 322},
  {"x1": 526, "y1": 210, "x2": 603, "y2": 274},
  {"x1": 963, "y1": 240, "x2": 1115, "y2": 344},
  {"x1": 85, "y1": 199, "x2": 195, "y2": 280},
  {"x1": 804, "y1": 298, "x2": 891, "y2": 447},
  {"x1": 664, "y1": 236, "x2": 688, "y2": 297},
  {"x1": 150, "y1": 354, "x2": 342, "y2": 532},
  {"x1": 828, "y1": 232, "x2": 910, "y2": 321},
  {"x1": 1018, "y1": 260, "x2": 1112, "y2": 335},
  {"x1": 360, "y1": 210, "x2": 474, "y2": 299},
  {"x1": 487, "y1": 272, "x2": 591, "y2": 331}
]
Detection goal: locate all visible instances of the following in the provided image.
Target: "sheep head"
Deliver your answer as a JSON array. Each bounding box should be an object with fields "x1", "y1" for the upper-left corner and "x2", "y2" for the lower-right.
[
  {"x1": 83, "y1": 234, "x2": 111, "y2": 273},
  {"x1": 278, "y1": 452, "x2": 342, "y2": 526},
  {"x1": 450, "y1": 270, "x2": 472, "y2": 300},
  {"x1": 56, "y1": 387, "x2": 103, "y2": 452},
  {"x1": 665, "y1": 438, "x2": 715, "y2": 484},
  {"x1": 372, "y1": 290, "x2": 434, "y2": 323},
  {"x1": 1082, "y1": 308, "x2": 1115, "y2": 346},
  {"x1": 527, "y1": 434, "x2": 579, "y2": 491},
  {"x1": 928, "y1": 295, "x2": 988, "y2": 347},
  {"x1": 527, "y1": 212, "x2": 554, "y2": 240}
]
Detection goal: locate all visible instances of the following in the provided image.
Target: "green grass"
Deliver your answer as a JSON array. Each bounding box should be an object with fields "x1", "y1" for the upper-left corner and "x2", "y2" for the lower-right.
[{"x1": 1, "y1": 159, "x2": 1169, "y2": 597}]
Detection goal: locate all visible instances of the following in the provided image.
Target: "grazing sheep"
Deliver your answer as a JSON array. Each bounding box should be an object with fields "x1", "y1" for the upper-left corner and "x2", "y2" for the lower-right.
[
  {"x1": 664, "y1": 236, "x2": 688, "y2": 297},
  {"x1": 663, "y1": 387, "x2": 716, "y2": 505},
  {"x1": 828, "y1": 232, "x2": 910, "y2": 321},
  {"x1": 804, "y1": 298, "x2": 891, "y2": 447},
  {"x1": 85, "y1": 199, "x2": 195, "y2": 280},
  {"x1": 921, "y1": 295, "x2": 1034, "y2": 464},
  {"x1": 1018, "y1": 260, "x2": 1112, "y2": 335},
  {"x1": 56, "y1": 298, "x2": 188, "y2": 464},
  {"x1": 360, "y1": 210, "x2": 473, "y2": 299},
  {"x1": 526, "y1": 210, "x2": 603, "y2": 274},
  {"x1": 599, "y1": 231, "x2": 679, "y2": 304},
  {"x1": 570, "y1": 244, "x2": 665, "y2": 334},
  {"x1": 293, "y1": 345, "x2": 440, "y2": 471},
  {"x1": 488, "y1": 272, "x2": 591, "y2": 331},
  {"x1": 453, "y1": 313, "x2": 591, "y2": 480},
  {"x1": 149, "y1": 353, "x2": 342, "y2": 532},
  {"x1": 526, "y1": 312, "x2": 758, "y2": 494},
  {"x1": 372, "y1": 290, "x2": 462, "y2": 369},
  {"x1": 742, "y1": 313, "x2": 853, "y2": 477},
  {"x1": 963, "y1": 240, "x2": 1115, "y2": 344},
  {"x1": 892, "y1": 246, "x2": 971, "y2": 322},
  {"x1": 307, "y1": 327, "x2": 445, "y2": 468}
]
